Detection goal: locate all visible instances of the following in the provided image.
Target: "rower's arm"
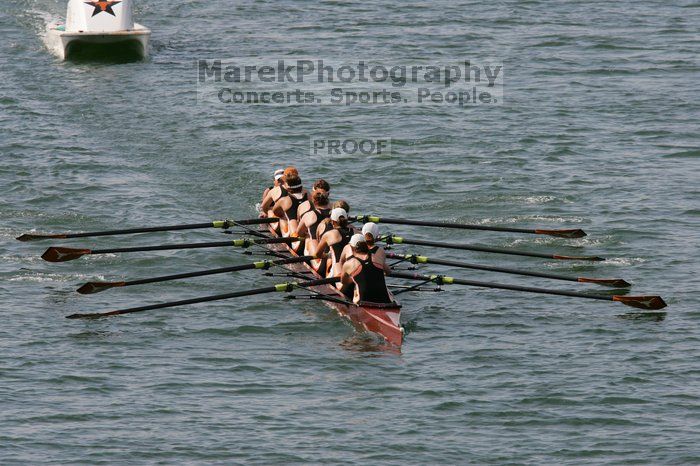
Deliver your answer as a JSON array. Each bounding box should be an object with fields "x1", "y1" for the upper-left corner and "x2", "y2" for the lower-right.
[
  {"x1": 315, "y1": 238, "x2": 329, "y2": 258},
  {"x1": 340, "y1": 269, "x2": 353, "y2": 288},
  {"x1": 260, "y1": 192, "x2": 274, "y2": 212},
  {"x1": 339, "y1": 244, "x2": 351, "y2": 264},
  {"x1": 340, "y1": 260, "x2": 356, "y2": 286},
  {"x1": 373, "y1": 248, "x2": 391, "y2": 273},
  {"x1": 297, "y1": 200, "x2": 310, "y2": 220},
  {"x1": 296, "y1": 215, "x2": 310, "y2": 237},
  {"x1": 316, "y1": 230, "x2": 340, "y2": 258},
  {"x1": 383, "y1": 262, "x2": 391, "y2": 274},
  {"x1": 271, "y1": 198, "x2": 288, "y2": 219}
]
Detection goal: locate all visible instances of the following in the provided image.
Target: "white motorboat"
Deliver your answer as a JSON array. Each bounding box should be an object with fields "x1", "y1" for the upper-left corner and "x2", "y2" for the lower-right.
[{"x1": 46, "y1": 0, "x2": 150, "y2": 60}]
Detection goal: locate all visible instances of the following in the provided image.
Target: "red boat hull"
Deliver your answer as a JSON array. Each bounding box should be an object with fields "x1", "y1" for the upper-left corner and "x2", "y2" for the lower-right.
[{"x1": 265, "y1": 228, "x2": 403, "y2": 346}]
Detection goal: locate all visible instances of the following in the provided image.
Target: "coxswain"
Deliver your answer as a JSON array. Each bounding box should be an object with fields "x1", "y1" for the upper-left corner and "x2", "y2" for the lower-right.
[
  {"x1": 295, "y1": 189, "x2": 332, "y2": 272},
  {"x1": 339, "y1": 234, "x2": 394, "y2": 304},
  {"x1": 271, "y1": 175, "x2": 307, "y2": 237},
  {"x1": 315, "y1": 207, "x2": 353, "y2": 278},
  {"x1": 297, "y1": 179, "x2": 330, "y2": 220}
]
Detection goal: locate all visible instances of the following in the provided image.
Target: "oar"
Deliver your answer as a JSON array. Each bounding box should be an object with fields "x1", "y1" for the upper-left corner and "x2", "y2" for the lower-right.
[
  {"x1": 42, "y1": 237, "x2": 299, "y2": 263},
  {"x1": 381, "y1": 235, "x2": 605, "y2": 261},
  {"x1": 77, "y1": 256, "x2": 314, "y2": 294},
  {"x1": 17, "y1": 217, "x2": 278, "y2": 242},
  {"x1": 386, "y1": 253, "x2": 629, "y2": 288},
  {"x1": 389, "y1": 272, "x2": 666, "y2": 310},
  {"x1": 66, "y1": 277, "x2": 340, "y2": 319},
  {"x1": 356, "y1": 215, "x2": 586, "y2": 238}
]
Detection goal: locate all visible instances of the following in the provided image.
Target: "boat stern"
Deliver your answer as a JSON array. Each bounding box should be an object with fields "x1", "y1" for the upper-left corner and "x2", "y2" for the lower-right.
[
  {"x1": 48, "y1": 0, "x2": 150, "y2": 60},
  {"x1": 67, "y1": 0, "x2": 134, "y2": 32}
]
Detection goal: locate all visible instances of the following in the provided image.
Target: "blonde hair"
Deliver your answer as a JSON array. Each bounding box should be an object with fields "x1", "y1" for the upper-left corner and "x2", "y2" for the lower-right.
[{"x1": 333, "y1": 199, "x2": 350, "y2": 213}]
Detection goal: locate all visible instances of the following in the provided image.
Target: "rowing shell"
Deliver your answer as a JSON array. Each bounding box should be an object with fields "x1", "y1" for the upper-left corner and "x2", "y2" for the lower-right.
[{"x1": 263, "y1": 225, "x2": 404, "y2": 346}]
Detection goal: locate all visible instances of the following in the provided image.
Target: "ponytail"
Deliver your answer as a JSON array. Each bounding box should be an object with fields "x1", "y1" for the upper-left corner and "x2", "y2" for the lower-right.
[
  {"x1": 313, "y1": 190, "x2": 329, "y2": 206},
  {"x1": 355, "y1": 241, "x2": 370, "y2": 253}
]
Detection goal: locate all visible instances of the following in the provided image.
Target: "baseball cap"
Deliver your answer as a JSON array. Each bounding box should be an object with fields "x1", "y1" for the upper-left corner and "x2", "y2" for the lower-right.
[
  {"x1": 361, "y1": 222, "x2": 379, "y2": 238},
  {"x1": 349, "y1": 233, "x2": 365, "y2": 248},
  {"x1": 330, "y1": 208, "x2": 347, "y2": 222}
]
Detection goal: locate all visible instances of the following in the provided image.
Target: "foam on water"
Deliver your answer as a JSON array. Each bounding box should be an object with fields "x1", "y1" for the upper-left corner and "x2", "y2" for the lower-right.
[{"x1": 7, "y1": 272, "x2": 105, "y2": 283}]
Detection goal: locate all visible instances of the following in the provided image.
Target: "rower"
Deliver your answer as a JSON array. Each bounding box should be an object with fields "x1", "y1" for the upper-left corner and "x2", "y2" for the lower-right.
[
  {"x1": 361, "y1": 222, "x2": 390, "y2": 272},
  {"x1": 271, "y1": 175, "x2": 307, "y2": 237},
  {"x1": 315, "y1": 207, "x2": 353, "y2": 278},
  {"x1": 262, "y1": 169, "x2": 284, "y2": 204},
  {"x1": 340, "y1": 234, "x2": 394, "y2": 304},
  {"x1": 297, "y1": 179, "x2": 330, "y2": 220},
  {"x1": 316, "y1": 199, "x2": 351, "y2": 242},
  {"x1": 260, "y1": 166, "x2": 301, "y2": 219},
  {"x1": 339, "y1": 221, "x2": 390, "y2": 273},
  {"x1": 295, "y1": 189, "x2": 332, "y2": 272},
  {"x1": 283, "y1": 166, "x2": 299, "y2": 178},
  {"x1": 334, "y1": 199, "x2": 350, "y2": 213}
]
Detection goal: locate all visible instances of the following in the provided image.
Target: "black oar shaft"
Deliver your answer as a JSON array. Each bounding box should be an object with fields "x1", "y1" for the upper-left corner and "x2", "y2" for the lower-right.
[
  {"x1": 388, "y1": 253, "x2": 580, "y2": 282},
  {"x1": 91, "y1": 240, "x2": 235, "y2": 254},
  {"x1": 67, "y1": 277, "x2": 339, "y2": 319},
  {"x1": 121, "y1": 256, "x2": 312, "y2": 287},
  {"x1": 389, "y1": 272, "x2": 613, "y2": 301},
  {"x1": 387, "y1": 253, "x2": 628, "y2": 287},
  {"x1": 17, "y1": 218, "x2": 278, "y2": 241},
  {"x1": 384, "y1": 236, "x2": 604, "y2": 261},
  {"x1": 83, "y1": 286, "x2": 281, "y2": 317},
  {"x1": 357, "y1": 215, "x2": 586, "y2": 238},
  {"x1": 56, "y1": 222, "x2": 214, "y2": 239},
  {"x1": 389, "y1": 272, "x2": 666, "y2": 310},
  {"x1": 369, "y1": 217, "x2": 535, "y2": 233},
  {"x1": 89, "y1": 237, "x2": 291, "y2": 255},
  {"x1": 42, "y1": 237, "x2": 297, "y2": 262}
]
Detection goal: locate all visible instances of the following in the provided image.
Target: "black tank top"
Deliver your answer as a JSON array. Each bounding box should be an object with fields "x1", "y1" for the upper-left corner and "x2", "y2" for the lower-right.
[
  {"x1": 316, "y1": 219, "x2": 331, "y2": 241},
  {"x1": 273, "y1": 185, "x2": 288, "y2": 203},
  {"x1": 285, "y1": 192, "x2": 308, "y2": 221},
  {"x1": 304, "y1": 206, "x2": 331, "y2": 239},
  {"x1": 350, "y1": 254, "x2": 392, "y2": 304},
  {"x1": 324, "y1": 226, "x2": 352, "y2": 260}
]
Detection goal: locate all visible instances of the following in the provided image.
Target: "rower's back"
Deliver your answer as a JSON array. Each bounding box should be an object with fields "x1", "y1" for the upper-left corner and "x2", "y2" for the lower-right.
[{"x1": 345, "y1": 247, "x2": 392, "y2": 304}]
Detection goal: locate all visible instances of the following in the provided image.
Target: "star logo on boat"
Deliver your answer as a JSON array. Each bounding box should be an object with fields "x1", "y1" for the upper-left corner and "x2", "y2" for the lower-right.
[{"x1": 84, "y1": 1, "x2": 122, "y2": 17}]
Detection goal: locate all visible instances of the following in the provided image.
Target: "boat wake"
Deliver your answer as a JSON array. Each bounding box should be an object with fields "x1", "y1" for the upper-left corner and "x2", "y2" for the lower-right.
[
  {"x1": 9, "y1": 3, "x2": 64, "y2": 58},
  {"x1": 40, "y1": 15, "x2": 65, "y2": 59}
]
